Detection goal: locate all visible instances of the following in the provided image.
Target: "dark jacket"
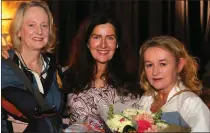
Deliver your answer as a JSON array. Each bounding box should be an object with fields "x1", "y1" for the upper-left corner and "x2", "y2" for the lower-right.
[{"x1": 1, "y1": 50, "x2": 63, "y2": 133}]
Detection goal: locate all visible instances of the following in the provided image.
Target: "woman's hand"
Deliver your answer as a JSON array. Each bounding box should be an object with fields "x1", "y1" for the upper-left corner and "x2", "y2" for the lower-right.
[{"x1": 1, "y1": 45, "x2": 11, "y2": 59}]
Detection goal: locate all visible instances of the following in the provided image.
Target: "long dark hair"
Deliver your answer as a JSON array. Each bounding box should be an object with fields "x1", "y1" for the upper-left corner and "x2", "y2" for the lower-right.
[{"x1": 63, "y1": 12, "x2": 143, "y2": 97}]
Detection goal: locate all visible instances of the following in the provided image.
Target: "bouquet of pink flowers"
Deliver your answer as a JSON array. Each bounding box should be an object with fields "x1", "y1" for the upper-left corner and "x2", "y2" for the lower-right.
[
  {"x1": 105, "y1": 105, "x2": 191, "y2": 133},
  {"x1": 106, "y1": 105, "x2": 169, "y2": 133}
]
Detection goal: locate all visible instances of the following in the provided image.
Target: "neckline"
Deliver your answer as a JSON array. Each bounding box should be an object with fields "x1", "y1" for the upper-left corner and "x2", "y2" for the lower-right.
[
  {"x1": 151, "y1": 83, "x2": 191, "y2": 112},
  {"x1": 16, "y1": 51, "x2": 46, "y2": 75}
]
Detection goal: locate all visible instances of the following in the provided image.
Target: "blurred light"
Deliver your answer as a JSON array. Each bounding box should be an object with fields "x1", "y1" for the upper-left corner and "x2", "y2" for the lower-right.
[{"x1": 1, "y1": 1, "x2": 29, "y2": 46}]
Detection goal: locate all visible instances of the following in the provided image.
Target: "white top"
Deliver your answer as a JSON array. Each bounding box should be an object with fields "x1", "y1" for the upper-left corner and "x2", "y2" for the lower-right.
[
  {"x1": 137, "y1": 83, "x2": 210, "y2": 132},
  {"x1": 18, "y1": 55, "x2": 47, "y2": 94}
]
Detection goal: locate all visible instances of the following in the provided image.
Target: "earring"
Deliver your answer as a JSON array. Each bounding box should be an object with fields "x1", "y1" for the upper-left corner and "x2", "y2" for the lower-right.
[
  {"x1": 87, "y1": 44, "x2": 89, "y2": 48},
  {"x1": 116, "y1": 45, "x2": 118, "y2": 48}
]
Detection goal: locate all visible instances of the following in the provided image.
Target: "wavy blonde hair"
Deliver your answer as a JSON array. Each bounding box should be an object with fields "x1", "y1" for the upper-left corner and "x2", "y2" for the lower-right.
[
  {"x1": 139, "y1": 36, "x2": 202, "y2": 95},
  {"x1": 9, "y1": 1, "x2": 56, "y2": 53}
]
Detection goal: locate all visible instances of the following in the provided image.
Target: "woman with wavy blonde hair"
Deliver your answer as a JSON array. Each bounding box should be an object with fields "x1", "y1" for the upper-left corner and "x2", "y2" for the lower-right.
[
  {"x1": 9, "y1": 1, "x2": 56, "y2": 53},
  {"x1": 139, "y1": 36, "x2": 201, "y2": 95},
  {"x1": 2, "y1": 1, "x2": 63, "y2": 132},
  {"x1": 137, "y1": 36, "x2": 210, "y2": 132}
]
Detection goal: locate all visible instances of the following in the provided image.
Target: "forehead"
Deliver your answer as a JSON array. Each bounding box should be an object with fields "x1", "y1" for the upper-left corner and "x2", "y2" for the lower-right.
[
  {"x1": 23, "y1": 6, "x2": 48, "y2": 21},
  {"x1": 144, "y1": 47, "x2": 175, "y2": 61},
  {"x1": 92, "y1": 23, "x2": 116, "y2": 34}
]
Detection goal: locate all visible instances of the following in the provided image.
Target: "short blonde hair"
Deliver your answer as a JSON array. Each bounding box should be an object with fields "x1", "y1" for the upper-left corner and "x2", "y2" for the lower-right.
[
  {"x1": 9, "y1": 1, "x2": 56, "y2": 53},
  {"x1": 139, "y1": 36, "x2": 202, "y2": 95}
]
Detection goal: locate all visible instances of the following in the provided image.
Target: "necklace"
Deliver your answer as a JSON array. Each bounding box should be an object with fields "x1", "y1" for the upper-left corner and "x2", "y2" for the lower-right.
[
  {"x1": 18, "y1": 51, "x2": 45, "y2": 75},
  {"x1": 18, "y1": 52, "x2": 29, "y2": 69},
  {"x1": 93, "y1": 78, "x2": 107, "y2": 88},
  {"x1": 100, "y1": 74, "x2": 106, "y2": 81},
  {"x1": 93, "y1": 73, "x2": 107, "y2": 88}
]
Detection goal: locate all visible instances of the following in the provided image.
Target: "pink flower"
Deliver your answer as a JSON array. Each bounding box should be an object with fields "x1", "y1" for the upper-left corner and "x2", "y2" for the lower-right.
[
  {"x1": 134, "y1": 113, "x2": 154, "y2": 124},
  {"x1": 120, "y1": 118, "x2": 125, "y2": 123},
  {"x1": 145, "y1": 125, "x2": 158, "y2": 132},
  {"x1": 134, "y1": 113, "x2": 159, "y2": 132},
  {"x1": 136, "y1": 120, "x2": 151, "y2": 133}
]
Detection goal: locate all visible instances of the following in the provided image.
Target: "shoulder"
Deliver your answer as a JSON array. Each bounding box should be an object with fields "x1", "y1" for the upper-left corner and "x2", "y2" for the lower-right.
[
  {"x1": 67, "y1": 92, "x2": 86, "y2": 107},
  {"x1": 139, "y1": 94, "x2": 154, "y2": 102},
  {"x1": 67, "y1": 91, "x2": 85, "y2": 101},
  {"x1": 2, "y1": 49, "x2": 15, "y2": 66},
  {"x1": 172, "y1": 91, "x2": 203, "y2": 107},
  {"x1": 42, "y1": 53, "x2": 62, "y2": 75},
  {"x1": 2, "y1": 49, "x2": 17, "y2": 73},
  {"x1": 178, "y1": 91, "x2": 209, "y2": 113},
  {"x1": 1, "y1": 51, "x2": 24, "y2": 89},
  {"x1": 135, "y1": 94, "x2": 154, "y2": 111},
  {"x1": 179, "y1": 91, "x2": 203, "y2": 104},
  {"x1": 172, "y1": 83, "x2": 204, "y2": 108},
  {"x1": 42, "y1": 53, "x2": 56, "y2": 65},
  {"x1": 178, "y1": 91, "x2": 210, "y2": 132},
  {"x1": 1, "y1": 63, "x2": 20, "y2": 89}
]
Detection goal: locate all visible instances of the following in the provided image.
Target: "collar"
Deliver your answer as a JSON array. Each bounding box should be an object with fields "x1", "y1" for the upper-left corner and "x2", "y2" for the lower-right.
[
  {"x1": 12, "y1": 51, "x2": 50, "y2": 76},
  {"x1": 166, "y1": 81, "x2": 190, "y2": 102}
]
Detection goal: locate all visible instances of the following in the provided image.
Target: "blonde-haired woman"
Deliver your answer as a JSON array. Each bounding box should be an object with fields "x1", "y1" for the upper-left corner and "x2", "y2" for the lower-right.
[
  {"x1": 1, "y1": 1, "x2": 63, "y2": 132},
  {"x1": 137, "y1": 36, "x2": 210, "y2": 132},
  {"x1": 9, "y1": 0, "x2": 56, "y2": 53}
]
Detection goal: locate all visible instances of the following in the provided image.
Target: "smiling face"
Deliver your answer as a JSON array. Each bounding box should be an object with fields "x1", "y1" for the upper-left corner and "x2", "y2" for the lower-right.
[
  {"x1": 88, "y1": 23, "x2": 117, "y2": 66},
  {"x1": 144, "y1": 47, "x2": 180, "y2": 93},
  {"x1": 18, "y1": 6, "x2": 49, "y2": 52}
]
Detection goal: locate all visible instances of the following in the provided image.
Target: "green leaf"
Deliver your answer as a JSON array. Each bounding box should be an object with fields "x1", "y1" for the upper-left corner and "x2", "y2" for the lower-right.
[
  {"x1": 153, "y1": 110, "x2": 163, "y2": 123},
  {"x1": 107, "y1": 104, "x2": 114, "y2": 120}
]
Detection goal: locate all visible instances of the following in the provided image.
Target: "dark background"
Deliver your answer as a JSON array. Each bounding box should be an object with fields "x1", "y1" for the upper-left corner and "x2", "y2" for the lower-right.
[{"x1": 47, "y1": 0, "x2": 210, "y2": 79}]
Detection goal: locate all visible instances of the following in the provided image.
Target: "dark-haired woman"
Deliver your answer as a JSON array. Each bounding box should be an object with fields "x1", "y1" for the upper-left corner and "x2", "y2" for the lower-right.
[{"x1": 63, "y1": 12, "x2": 142, "y2": 131}]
